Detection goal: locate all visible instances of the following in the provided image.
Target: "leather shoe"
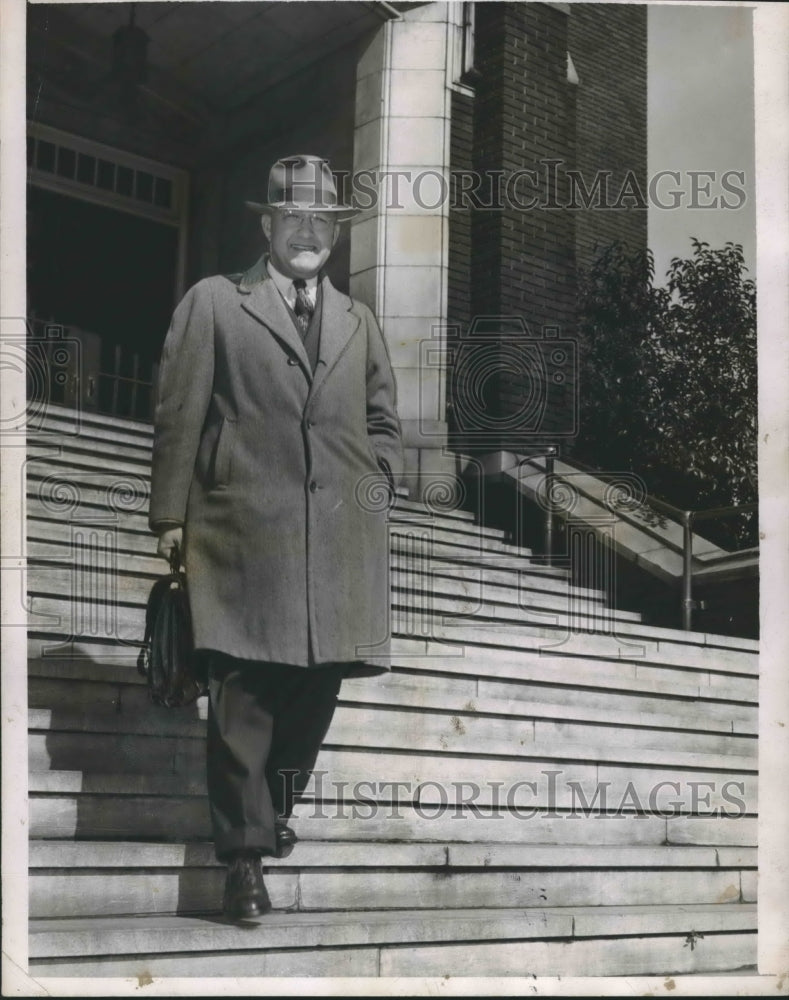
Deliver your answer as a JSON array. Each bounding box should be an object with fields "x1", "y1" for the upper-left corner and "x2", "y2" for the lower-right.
[
  {"x1": 223, "y1": 850, "x2": 272, "y2": 921},
  {"x1": 275, "y1": 821, "x2": 298, "y2": 859}
]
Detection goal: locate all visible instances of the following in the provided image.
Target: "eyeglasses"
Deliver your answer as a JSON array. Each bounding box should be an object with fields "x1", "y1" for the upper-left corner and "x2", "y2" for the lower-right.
[{"x1": 278, "y1": 210, "x2": 334, "y2": 234}]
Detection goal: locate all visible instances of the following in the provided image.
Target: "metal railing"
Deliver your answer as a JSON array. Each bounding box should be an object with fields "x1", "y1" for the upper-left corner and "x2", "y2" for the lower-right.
[
  {"x1": 646, "y1": 495, "x2": 758, "y2": 631},
  {"x1": 512, "y1": 449, "x2": 757, "y2": 632},
  {"x1": 99, "y1": 342, "x2": 157, "y2": 420},
  {"x1": 27, "y1": 318, "x2": 157, "y2": 421}
]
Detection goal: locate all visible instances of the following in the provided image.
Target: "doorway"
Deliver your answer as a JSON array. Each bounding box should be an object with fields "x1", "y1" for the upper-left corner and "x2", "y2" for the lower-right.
[
  {"x1": 26, "y1": 124, "x2": 188, "y2": 421},
  {"x1": 28, "y1": 185, "x2": 179, "y2": 420}
]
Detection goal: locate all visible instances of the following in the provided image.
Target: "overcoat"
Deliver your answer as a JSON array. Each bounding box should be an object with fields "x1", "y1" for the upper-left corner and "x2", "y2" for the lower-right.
[{"x1": 148, "y1": 257, "x2": 404, "y2": 677}]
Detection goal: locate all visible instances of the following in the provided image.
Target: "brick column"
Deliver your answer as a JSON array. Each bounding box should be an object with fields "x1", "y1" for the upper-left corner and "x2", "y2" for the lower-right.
[
  {"x1": 453, "y1": 1, "x2": 578, "y2": 451},
  {"x1": 472, "y1": 2, "x2": 577, "y2": 332}
]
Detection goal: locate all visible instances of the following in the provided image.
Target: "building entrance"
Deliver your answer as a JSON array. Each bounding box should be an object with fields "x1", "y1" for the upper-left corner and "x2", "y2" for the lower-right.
[{"x1": 28, "y1": 184, "x2": 179, "y2": 420}]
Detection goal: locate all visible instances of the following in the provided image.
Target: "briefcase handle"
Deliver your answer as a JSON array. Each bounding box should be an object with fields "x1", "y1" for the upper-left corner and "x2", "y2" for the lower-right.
[{"x1": 169, "y1": 541, "x2": 182, "y2": 576}]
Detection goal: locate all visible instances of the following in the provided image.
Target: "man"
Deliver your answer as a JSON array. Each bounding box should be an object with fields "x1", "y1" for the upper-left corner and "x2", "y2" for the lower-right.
[{"x1": 148, "y1": 154, "x2": 403, "y2": 921}]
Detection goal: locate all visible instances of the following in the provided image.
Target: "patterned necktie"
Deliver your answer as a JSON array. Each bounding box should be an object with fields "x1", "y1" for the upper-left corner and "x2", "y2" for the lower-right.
[{"x1": 292, "y1": 279, "x2": 314, "y2": 336}]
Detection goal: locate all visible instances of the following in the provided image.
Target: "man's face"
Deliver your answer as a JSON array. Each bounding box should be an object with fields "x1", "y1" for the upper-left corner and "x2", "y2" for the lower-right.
[{"x1": 261, "y1": 209, "x2": 339, "y2": 280}]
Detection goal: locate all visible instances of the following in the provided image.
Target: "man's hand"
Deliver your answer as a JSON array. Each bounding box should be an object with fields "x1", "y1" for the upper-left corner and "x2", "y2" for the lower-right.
[{"x1": 157, "y1": 526, "x2": 183, "y2": 565}]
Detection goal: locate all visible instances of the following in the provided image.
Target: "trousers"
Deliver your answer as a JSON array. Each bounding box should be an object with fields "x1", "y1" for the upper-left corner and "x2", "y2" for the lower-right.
[{"x1": 206, "y1": 653, "x2": 346, "y2": 861}]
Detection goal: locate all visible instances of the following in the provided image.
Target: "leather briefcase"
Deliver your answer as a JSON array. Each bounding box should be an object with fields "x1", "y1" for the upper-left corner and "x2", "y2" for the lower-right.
[{"x1": 137, "y1": 545, "x2": 207, "y2": 707}]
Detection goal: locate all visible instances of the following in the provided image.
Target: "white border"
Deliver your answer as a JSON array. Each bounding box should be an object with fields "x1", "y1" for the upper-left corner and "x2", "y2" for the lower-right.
[
  {"x1": 1, "y1": 0, "x2": 32, "y2": 993},
  {"x1": 754, "y1": 0, "x2": 789, "y2": 977},
  {"x1": 3, "y1": 0, "x2": 788, "y2": 995}
]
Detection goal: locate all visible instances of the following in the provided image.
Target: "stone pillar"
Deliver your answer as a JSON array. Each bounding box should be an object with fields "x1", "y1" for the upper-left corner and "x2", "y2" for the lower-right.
[{"x1": 350, "y1": 4, "x2": 456, "y2": 500}]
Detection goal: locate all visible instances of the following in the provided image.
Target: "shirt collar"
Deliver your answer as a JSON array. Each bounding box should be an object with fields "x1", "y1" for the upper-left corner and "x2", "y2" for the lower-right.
[{"x1": 266, "y1": 259, "x2": 318, "y2": 306}]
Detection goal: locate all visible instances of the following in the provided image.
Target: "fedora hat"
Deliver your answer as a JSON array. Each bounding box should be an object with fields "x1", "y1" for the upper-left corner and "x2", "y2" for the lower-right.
[{"x1": 245, "y1": 154, "x2": 358, "y2": 221}]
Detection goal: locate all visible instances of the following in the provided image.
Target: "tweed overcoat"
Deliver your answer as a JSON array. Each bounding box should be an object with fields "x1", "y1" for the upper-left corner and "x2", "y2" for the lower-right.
[{"x1": 148, "y1": 257, "x2": 404, "y2": 676}]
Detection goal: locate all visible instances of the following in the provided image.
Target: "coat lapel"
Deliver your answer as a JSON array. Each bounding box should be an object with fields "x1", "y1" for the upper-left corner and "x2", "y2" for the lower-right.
[
  {"x1": 236, "y1": 256, "x2": 312, "y2": 375},
  {"x1": 310, "y1": 275, "x2": 361, "y2": 398}
]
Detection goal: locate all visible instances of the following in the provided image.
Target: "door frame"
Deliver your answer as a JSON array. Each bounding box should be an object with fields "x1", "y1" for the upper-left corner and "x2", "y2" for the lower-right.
[{"x1": 27, "y1": 122, "x2": 189, "y2": 301}]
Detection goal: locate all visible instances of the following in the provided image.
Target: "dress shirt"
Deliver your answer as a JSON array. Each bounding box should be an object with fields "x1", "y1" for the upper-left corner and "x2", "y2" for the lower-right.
[{"x1": 267, "y1": 260, "x2": 318, "y2": 311}]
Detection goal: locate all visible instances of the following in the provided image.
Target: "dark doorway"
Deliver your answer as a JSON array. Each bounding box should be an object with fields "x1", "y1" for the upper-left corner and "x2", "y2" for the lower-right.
[{"x1": 27, "y1": 184, "x2": 179, "y2": 419}]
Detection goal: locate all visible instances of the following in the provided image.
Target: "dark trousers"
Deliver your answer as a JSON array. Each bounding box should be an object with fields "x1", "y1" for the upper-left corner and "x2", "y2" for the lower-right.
[{"x1": 206, "y1": 653, "x2": 345, "y2": 861}]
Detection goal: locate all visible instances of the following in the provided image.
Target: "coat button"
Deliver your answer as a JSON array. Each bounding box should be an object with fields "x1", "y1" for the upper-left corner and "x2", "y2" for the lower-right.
[
  {"x1": 306, "y1": 419, "x2": 314, "y2": 429},
  {"x1": 309, "y1": 480, "x2": 318, "y2": 493},
  {"x1": 287, "y1": 357, "x2": 299, "y2": 366}
]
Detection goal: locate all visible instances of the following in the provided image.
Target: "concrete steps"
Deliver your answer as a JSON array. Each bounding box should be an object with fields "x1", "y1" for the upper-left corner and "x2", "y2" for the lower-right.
[
  {"x1": 26, "y1": 584, "x2": 755, "y2": 675},
  {"x1": 28, "y1": 633, "x2": 759, "y2": 714},
  {"x1": 29, "y1": 768, "x2": 757, "y2": 847},
  {"x1": 25, "y1": 487, "x2": 534, "y2": 561},
  {"x1": 25, "y1": 560, "x2": 642, "y2": 631},
  {"x1": 28, "y1": 657, "x2": 758, "y2": 744},
  {"x1": 29, "y1": 905, "x2": 757, "y2": 977},
  {"x1": 25, "y1": 449, "x2": 530, "y2": 545},
  {"x1": 29, "y1": 839, "x2": 756, "y2": 920},
  {"x1": 28, "y1": 703, "x2": 757, "y2": 773},
  {"x1": 28, "y1": 667, "x2": 757, "y2": 743},
  {"x1": 25, "y1": 516, "x2": 604, "y2": 600},
  {"x1": 25, "y1": 406, "x2": 759, "y2": 977}
]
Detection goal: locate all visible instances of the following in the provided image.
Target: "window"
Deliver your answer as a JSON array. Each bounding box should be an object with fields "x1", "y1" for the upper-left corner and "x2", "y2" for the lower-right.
[
  {"x1": 461, "y1": 2, "x2": 478, "y2": 83},
  {"x1": 26, "y1": 123, "x2": 186, "y2": 225}
]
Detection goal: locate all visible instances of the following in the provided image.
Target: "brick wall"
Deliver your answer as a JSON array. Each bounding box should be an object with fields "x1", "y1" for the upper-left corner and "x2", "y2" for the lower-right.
[
  {"x1": 472, "y1": 2, "x2": 576, "y2": 333},
  {"x1": 569, "y1": 3, "x2": 648, "y2": 270},
  {"x1": 448, "y1": 88, "x2": 474, "y2": 334},
  {"x1": 449, "y1": 2, "x2": 577, "y2": 449},
  {"x1": 447, "y1": 1, "x2": 647, "y2": 452}
]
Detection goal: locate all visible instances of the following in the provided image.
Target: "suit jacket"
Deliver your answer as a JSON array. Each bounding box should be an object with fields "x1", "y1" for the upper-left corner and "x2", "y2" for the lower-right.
[{"x1": 149, "y1": 256, "x2": 404, "y2": 675}]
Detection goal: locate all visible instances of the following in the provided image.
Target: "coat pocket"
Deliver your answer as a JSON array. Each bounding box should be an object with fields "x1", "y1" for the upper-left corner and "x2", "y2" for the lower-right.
[
  {"x1": 211, "y1": 417, "x2": 235, "y2": 489},
  {"x1": 365, "y1": 436, "x2": 381, "y2": 471}
]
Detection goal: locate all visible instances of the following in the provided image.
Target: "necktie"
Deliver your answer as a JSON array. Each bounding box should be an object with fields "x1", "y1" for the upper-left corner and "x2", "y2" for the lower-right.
[{"x1": 293, "y1": 279, "x2": 314, "y2": 336}]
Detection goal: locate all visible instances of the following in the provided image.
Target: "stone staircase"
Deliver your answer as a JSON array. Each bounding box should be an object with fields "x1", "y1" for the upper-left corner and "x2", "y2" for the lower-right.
[{"x1": 26, "y1": 405, "x2": 758, "y2": 978}]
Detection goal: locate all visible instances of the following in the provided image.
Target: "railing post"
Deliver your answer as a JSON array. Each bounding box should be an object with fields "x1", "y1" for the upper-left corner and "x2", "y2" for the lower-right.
[
  {"x1": 544, "y1": 449, "x2": 555, "y2": 567},
  {"x1": 681, "y1": 511, "x2": 694, "y2": 631},
  {"x1": 111, "y1": 344, "x2": 122, "y2": 416},
  {"x1": 150, "y1": 361, "x2": 159, "y2": 420},
  {"x1": 130, "y1": 352, "x2": 140, "y2": 418}
]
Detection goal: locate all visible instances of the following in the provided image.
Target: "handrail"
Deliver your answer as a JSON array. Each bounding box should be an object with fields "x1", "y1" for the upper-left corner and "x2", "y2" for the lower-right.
[
  {"x1": 642, "y1": 492, "x2": 758, "y2": 524},
  {"x1": 509, "y1": 449, "x2": 757, "y2": 631},
  {"x1": 677, "y1": 504, "x2": 757, "y2": 630},
  {"x1": 489, "y1": 446, "x2": 560, "y2": 566},
  {"x1": 687, "y1": 503, "x2": 758, "y2": 523}
]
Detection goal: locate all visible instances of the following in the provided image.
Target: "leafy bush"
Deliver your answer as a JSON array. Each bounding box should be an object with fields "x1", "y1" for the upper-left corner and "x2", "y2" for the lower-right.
[{"x1": 576, "y1": 239, "x2": 757, "y2": 548}]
